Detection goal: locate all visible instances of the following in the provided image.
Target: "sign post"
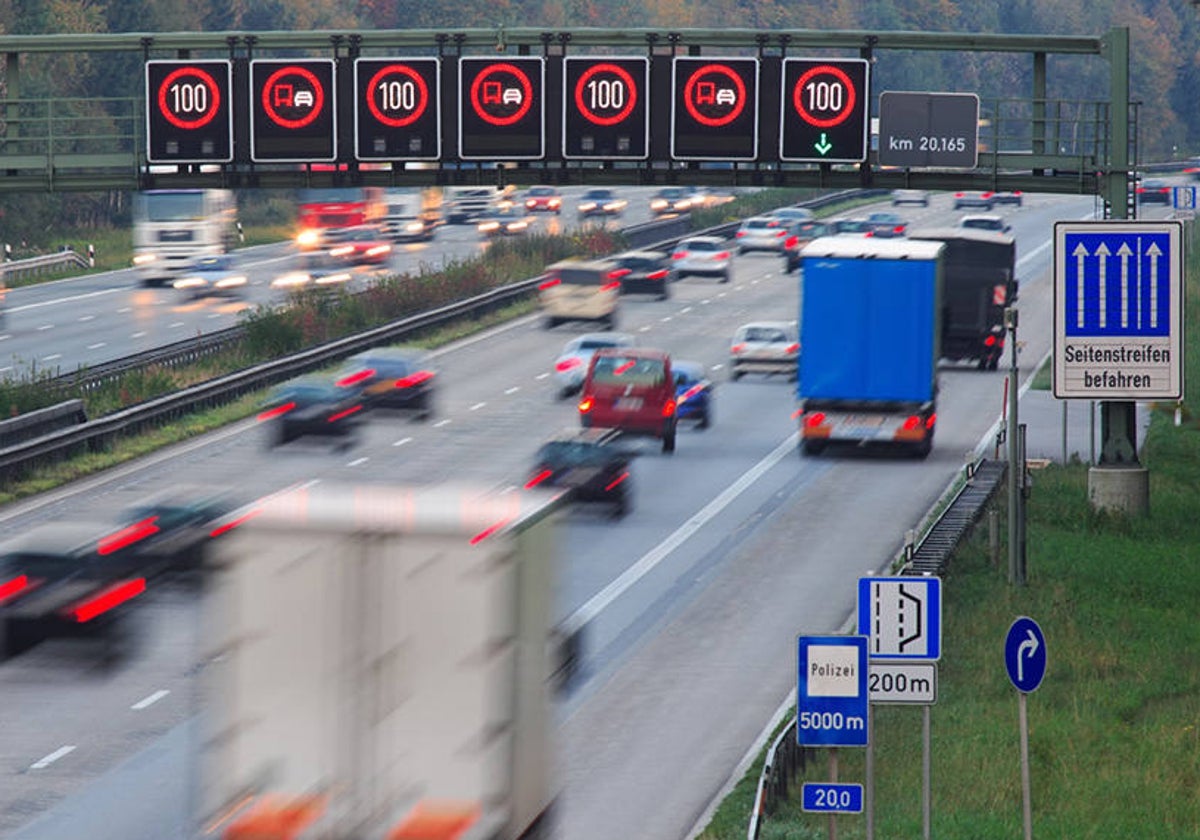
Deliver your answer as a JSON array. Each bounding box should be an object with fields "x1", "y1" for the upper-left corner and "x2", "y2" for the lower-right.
[{"x1": 1005, "y1": 617, "x2": 1047, "y2": 840}]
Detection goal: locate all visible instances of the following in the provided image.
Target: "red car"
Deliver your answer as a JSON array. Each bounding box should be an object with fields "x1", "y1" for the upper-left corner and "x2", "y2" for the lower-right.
[
  {"x1": 524, "y1": 186, "x2": 563, "y2": 214},
  {"x1": 578, "y1": 347, "x2": 678, "y2": 453},
  {"x1": 326, "y1": 225, "x2": 393, "y2": 266}
]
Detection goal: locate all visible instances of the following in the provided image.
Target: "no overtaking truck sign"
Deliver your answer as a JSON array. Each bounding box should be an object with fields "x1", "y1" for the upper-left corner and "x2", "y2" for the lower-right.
[{"x1": 1053, "y1": 221, "x2": 1183, "y2": 400}]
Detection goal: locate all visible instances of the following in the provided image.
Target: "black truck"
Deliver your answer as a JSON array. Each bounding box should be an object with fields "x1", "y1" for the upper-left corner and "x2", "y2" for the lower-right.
[{"x1": 908, "y1": 227, "x2": 1017, "y2": 371}]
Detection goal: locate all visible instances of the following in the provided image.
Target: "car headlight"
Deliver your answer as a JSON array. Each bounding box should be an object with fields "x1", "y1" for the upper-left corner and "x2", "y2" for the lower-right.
[
  {"x1": 215, "y1": 275, "x2": 248, "y2": 289},
  {"x1": 479, "y1": 221, "x2": 500, "y2": 233},
  {"x1": 296, "y1": 229, "x2": 320, "y2": 248},
  {"x1": 329, "y1": 245, "x2": 354, "y2": 258},
  {"x1": 315, "y1": 272, "x2": 352, "y2": 285},
  {"x1": 650, "y1": 199, "x2": 667, "y2": 211},
  {"x1": 578, "y1": 202, "x2": 597, "y2": 212},
  {"x1": 405, "y1": 221, "x2": 425, "y2": 233},
  {"x1": 365, "y1": 245, "x2": 391, "y2": 258},
  {"x1": 133, "y1": 253, "x2": 157, "y2": 266},
  {"x1": 173, "y1": 276, "x2": 205, "y2": 290},
  {"x1": 272, "y1": 273, "x2": 311, "y2": 288}
]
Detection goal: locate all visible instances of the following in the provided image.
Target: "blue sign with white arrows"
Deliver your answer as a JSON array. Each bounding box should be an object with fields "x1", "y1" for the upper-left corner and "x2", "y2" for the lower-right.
[
  {"x1": 1004, "y1": 616, "x2": 1047, "y2": 693},
  {"x1": 1063, "y1": 229, "x2": 1172, "y2": 337}
]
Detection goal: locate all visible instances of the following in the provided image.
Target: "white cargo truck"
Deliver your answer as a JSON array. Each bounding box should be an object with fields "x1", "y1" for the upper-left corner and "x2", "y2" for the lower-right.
[
  {"x1": 132, "y1": 189, "x2": 240, "y2": 287},
  {"x1": 443, "y1": 185, "x2": 509, "y2": 225},
  {"x1": 199, "y1": 482, "x2": 563, "y2": 840},
  {"x1": 381, "y1": 187, "x2": 441, "y2": 242}
]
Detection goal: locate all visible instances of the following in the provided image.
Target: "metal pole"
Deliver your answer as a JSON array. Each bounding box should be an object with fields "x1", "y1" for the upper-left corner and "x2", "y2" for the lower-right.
[
  {"x1": 1060, "y1": 399, "x2": 1067, "y2": 464},
  {"x1": 829, "y1": 749, "x2": 838, "y2": 840},
  {"x1": 865, "y1": 713, "x2": 874, "y2": 840},
  {"x1": 1006, "y1": 307, "x2": 1021, "y2": 585},
  {"x1": 922, "y1": 704, "x2": 932, "y2": 840},
  {"x1": 1089, "y1": 400, "x2": 1096, "y2": 465},
  {"x1": 1018, "y1": 423, "x2": 1028, "y2": 584},
  {"x1": 1019, "y1": 692, "x2": 1033, "y2": 840}
]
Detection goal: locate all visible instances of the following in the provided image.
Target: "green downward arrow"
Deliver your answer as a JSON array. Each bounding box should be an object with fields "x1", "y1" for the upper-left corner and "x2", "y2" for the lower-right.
[{"x1": 814, "y1": 133, "x2": 833, "y2": 155}]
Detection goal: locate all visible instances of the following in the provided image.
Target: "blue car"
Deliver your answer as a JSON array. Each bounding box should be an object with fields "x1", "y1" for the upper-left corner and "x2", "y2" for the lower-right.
[{"x1": 673, "y1": 360, "x2": 713, "y2": 428}]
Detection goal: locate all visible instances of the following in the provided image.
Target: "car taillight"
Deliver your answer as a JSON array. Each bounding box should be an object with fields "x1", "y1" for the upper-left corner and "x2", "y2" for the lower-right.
[
  {"x1": 97, "y1": 516, "x2": 161, "y2": 556},
  {"x1": 64, "y1": 578, "x2": 147, "y2": 623},
  {"x1": 893, "y1": 226, "x2": 905, "y2": 234},
  {"x1": 804, "y1": 412, "x2": 827, "y2": 428},
  {"x1": 0, "y1": 574, "x2": 30, "y2": 603},
  {"x1": 715, "y1": 251, "x2": 731, "y2": 260},
  {"x1": 539, "y1": 277, "x2": 561, "y2": 290},
  {"x1": 731, "y1": 342, "x2": 746, "y2": 354},
  {"x1": 926, "y1": 414, "x2": 937, "y2": 429},
  {"x1": 785, "y1": 343, "x2": 800, "y2": 354},
  {"x1": 672, "y1": 251, "x2": 686, "y2": 260},
  {"x1": 525, "y1": 469, "x2": 553, "y2": 489},
  {"x1": 578, "y1": 396, "x2": 594, "y2": 413},
  {"x1": 736, "y1": 231, "x2": 747, "y2": 238},
  {"x1": 955, "y1": 192, "x2": 965, "y2": 198},
  {"x1": 605, "y1": 472, "x2": 630, "y2": 491},
  {"x1": 662, "y1": 399, "x2": 677, "y2": 417},
  {"x1": 902, "y1": 415, "x2": 923, "y2": 431},
  {"x1": 258, "y1": 402, "x2": 296, "y2": 422},
  {"x1": 775, "y1": 230, "x2": 787, "y2": 238},
  {"x1": 1135, "y1": 187, "x2": 1146, "y2": 194},
  {"x1": 680, "y1": 384, "x2": 704, "y2": 403},
  {"x1": 395, "y1": 370, "x2": 434, "y2": 388},
  {"x1": 609, "y1": 268, "x2": 632, "y2": 279},
  {"x1": 555, "y1": 358, "x2": 582, "y2": 372},
  {"x1": 601, "y1": 281, "x2": 621, "y2": 292},
  {"x1": 209, "y1": 509, "x2": 261, "y2": 538},
  {"x1": 336, "y1": 368, "x2": 375, "y2": 388},
  {"x1": 784, "y1": 236, "x2": 798, "y2": 248},
  {"x1": 982, "y1": 191, "x2": 994, "y2": 198},
  {"x1": 646, "y1": 269, "x2": 669, "y2": 280},
  {"x1": 984, "y1": 335, "x2": 997, "y2": 347},
  {"x1": 328, "y1": 405, "x2": 363, "y2": 423}
]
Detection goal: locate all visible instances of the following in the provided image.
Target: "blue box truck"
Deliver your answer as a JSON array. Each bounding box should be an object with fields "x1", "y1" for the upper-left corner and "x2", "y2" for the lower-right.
[{"x1": 796, "y1": 237, "x2": 945, "y2": 458}]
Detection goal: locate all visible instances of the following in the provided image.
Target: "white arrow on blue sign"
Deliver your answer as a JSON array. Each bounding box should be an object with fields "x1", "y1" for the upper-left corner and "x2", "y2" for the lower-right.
[{"x1": 1004, "y1": 616, "x2": 1047, "y2": 693}]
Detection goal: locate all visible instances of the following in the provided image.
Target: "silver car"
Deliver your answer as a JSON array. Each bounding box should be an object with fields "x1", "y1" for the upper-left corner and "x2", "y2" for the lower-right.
[
  {"x1": 552, "y1": 332, "x2": 636, "y2": 397},
  {"x1": 671, "y1": 236, "x2": 732, "y2": 282},
  {"x1": 729, "y1": 321, "x2": 799, "y2": 380},
  {"x1": 734, "y1": 216, "x2": 790, "y2": 254}
]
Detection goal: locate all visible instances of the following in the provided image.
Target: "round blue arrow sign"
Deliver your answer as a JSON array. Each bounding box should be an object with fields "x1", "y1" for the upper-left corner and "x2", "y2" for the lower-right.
[{"x1": 1005, "y1": 616, "x2": 1047, "y2": 693}]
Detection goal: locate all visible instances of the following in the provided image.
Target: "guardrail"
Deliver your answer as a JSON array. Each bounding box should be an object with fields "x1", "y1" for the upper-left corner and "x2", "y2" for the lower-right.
[
  {"x1": 1, "y1": 248, "x2": 92, "y2": 282},
  {"x1": 745, "y1": 456, "x2": 1008, "y2": 839}
]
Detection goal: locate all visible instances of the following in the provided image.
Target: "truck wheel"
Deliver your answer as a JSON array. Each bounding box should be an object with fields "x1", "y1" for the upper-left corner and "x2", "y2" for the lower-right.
[
  {"x1": 719, "y1": 272, "x2": 730, "y2": 284},
  {"x1": 662, "y1": 423, "x2": 676, "y2": 454},
  {"x1": 698, "y1": 405, "x2": 711, "y2": 429},
  {"x1": 802, "y1": 440, "x2": 826, "y2": 456}
]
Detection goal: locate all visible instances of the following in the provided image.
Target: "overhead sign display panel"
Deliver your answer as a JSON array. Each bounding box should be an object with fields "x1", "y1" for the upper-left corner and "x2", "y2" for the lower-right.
[
  {"x1": 779, "y1": 58, "x2": 869, "y2": 163},
  {"x1": 670, "y1": 57, "x2": 759, "y2": 161},
  {"x1": 877, "y1": 91, "x2": 979, "y2": 168},
  {"x1": 354, "y1": 58, "x2": 441, "y2": 161},
  {"x1": 250, "y1": 59, "x2": 337, "y2": 163},
  {"x1": 145, "y1": 60, "x2": 233, "y2": 164},
  {"x1": 459, "y1": 57, "x2": 545, "y2": 160},
  {"x1": 1053, "y1": 221, "x2": 1184, "y2": 399},
  {"x1": 563, "y1": 57, "x2": 649, "y2": 160}
]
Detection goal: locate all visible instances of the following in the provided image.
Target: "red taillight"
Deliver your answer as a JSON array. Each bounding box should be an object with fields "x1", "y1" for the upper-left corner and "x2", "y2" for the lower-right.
[
  {"x1": 804, "y1": 412, "x2": 827, "y2": 428},
  {"x1": 662, "y1": 399, "x2": 677, "y2": 417},
  {"x1": 893, "y1": 226, "x2": 905, "y2": 234},
  {"x1": 672, "y1": 251, "x2": 686, "y2": 260},
  {"x1": 258, "y1": 402, "x2": 296, "y2": 422},
  {"x1": 578, "y1": 396, "x2": 594, "y2": 413},
  {"x1": 539, "y1": 277, "x2": 561, "y2": 290},
  {"x1": 525, "y1": 469, "x2": 553, "y2": 489},
  {"x1": 555, "y1": 358, "x2": 583, "y2": 372},
  {"x1": 955, "y1": 192, "x2": 965, "y2": 198},
  {"x1": 775, "y1": 230, "x2": 787, "y2": 238},
  {"x1": 601, "y1": 281, "x2": 621, "y2": 292},
  {"x1": 65, "y1": 578, "x2": 146, "y2": 623},
  {"x1": 646, "y1": 269, "x2": 669, "y2": 280},
  {"x1": 982, "y1": 191, "x2": 994, "y2": 198},
  {"x1": 984, "y1": 335, "x2": 997, "y2": 347},
  {"x1": 735, "y1": 231, "x2": 747, "y2": 238},
  {"x1": 209, "y1": 509, "x2": 261, "y2": 538},
  {"x1": 715, "y1": 251, "x2": 731, "y2": 260},
  {"x1": 604, "y1": 472, "x2": 630, "y2": 491},
  {"x1": 327, "y1": 404, "x2": 363, "y2": 423},
  {"x1": 395, "y1": 370, "x2": 434, "y2": 388},
  {"x1": 1012, "y1": 190, "x2": 1022, "y2": 197},
  {"x1": 785, "y1": 343, "x2": 800, "y2": 354},
  {"x1": 469, "y1": 520, "x2": 509, "y2": 546},
  {"x1": 1135, "y1": 187, "x2": 1146, "y2": 194},
  {"x1": 902, "y1": 415, "x2": 923, "y2": 431},
  {"x1": 926, "y1": 414, "x2": 937, "y2": 429},
  {"x1": 336, "y1": 368, "x2": 375, "y2": 388},
  {"x1": 98, "y1": 516, "x2": 160, "y2": 556},
  {"x1": 0, "y1": 574, "x2": 30, "y2": 603},
  {"x1": 784, "y1": 236, "x2": 799, "y2": 249},
  {"x1": 680, "y1": 384, "x2": 704, "y2": 403},
  {"x1": 731, "y1": 342, "x2": 746, "y2": 354},
  {"x1": 609, "y1": 268, "x2": 631, "y2": 279}
]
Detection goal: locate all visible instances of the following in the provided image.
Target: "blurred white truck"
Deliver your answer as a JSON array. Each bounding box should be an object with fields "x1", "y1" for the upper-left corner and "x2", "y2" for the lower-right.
[
  {"x1": 381, "y1": 188, "x2": 441, "y2": 242},
  {"x1": 199, "y1": 481, "x2": 565, "y2": 840}
]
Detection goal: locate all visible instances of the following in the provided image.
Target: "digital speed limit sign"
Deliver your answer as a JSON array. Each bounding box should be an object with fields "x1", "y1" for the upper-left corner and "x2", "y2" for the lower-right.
[
  {"x1": 563, "y1": 57, "x2": 649, "y2": 159},
  {"x1": 779, "y1": 58, "x2": 870, "y2": 163},
  {"x1": 145, "y1": 60, "x2": 233, "y2": 163},
  {"x1": 354, "y1": 58, "x2": 441, "y2": 160}
]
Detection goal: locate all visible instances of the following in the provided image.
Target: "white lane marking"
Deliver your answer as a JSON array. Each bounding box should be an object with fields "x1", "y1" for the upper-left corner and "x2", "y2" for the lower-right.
[
  {"x1": 638, "y1": 325, "x2": 651, "y2": 332},
  {"x1": 118, "y1": 307, "x2": 132, "y2": 314},
  {"x1": 679, "y1": 306, "x2": 693, "y2": 314},
  {"x1": 131, "y1": 689, "x2": 170, "y2": 710},
  {"x1": 711, "y1": 363, "x2": 724, "y2": 370},
  {"x1": 0, "y1": 335, "x2": 9, "y2": 341},
  {"x1": 208, "y1": 313, "x2": 223, "y2": 319},
  {"x1": 504, "y1": 386, "x2": 520, "y2": 395},
  {"x1": 169, "y1": 321, "x2": 186, "y2": 328},
  {"x1": 470, "y1": 402, "x2": 487, "y2": 411},
  {"x1": 660, "y1": 316, "x2": 672, "y2": 323},
  {"x1": 565, "y1": 433, "x2": 797, "y2": 630},
  {"x1": 393, "y1": 437, "x2": 412, "y2": 447},
  {"x1": 535, "y1": 372, "x2": 550, "y2": 380},
  {"x1": 131, "y1": 331, "x2": 146, "y2": 339},
  {"x1": 30, "y1": 745, "x2": 76, "y2": 769},
  {"x1": 43, "y1": 354, "x2": 62, "y2": 362},
  {"x1": 716, "y1": 292, "x2": 727, "y2": 298},
  {"x1": 78, "y1": 314, "x2": 95, "y2": 322},
  {"x1": 701, "y1": 299, "x2": 712, "y2": 305},
  {"x1": 6, "y1": 286, "x2": 124, "y2": 314},
  {"x1": 0, "y1": 366, "x2": 11, "y2": 373},
  {"x1": 433, "y1": 419, "x2": 451, "y2": 428},
  {"x1": 87, "y1": 342, "x2": 106, "y2": 350},
  {"x1": 347, "y1": 457, "x2": 369, "y2": 467},
  {"x1": 37, "y1": 324, "x2": 54, "y2": 331}
]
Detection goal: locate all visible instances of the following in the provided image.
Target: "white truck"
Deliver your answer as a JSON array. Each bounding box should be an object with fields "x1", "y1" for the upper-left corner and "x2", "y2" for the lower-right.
[
  {"x1": 198, "y1": 481, "x2": 563, "y2": 840},
  {"x1": 132, "y1": 189, "x2": 240, "y2": 287},
  {"x1": 443, "y1": 185, "x2": 510, "y2": 225},
  {"x1": 381, "y1": 187, "x2": 441, "y2": 242}
]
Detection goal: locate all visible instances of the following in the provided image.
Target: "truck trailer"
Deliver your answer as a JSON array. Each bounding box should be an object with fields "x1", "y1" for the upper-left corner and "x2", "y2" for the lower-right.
[
  {"x1": 132, "y1": 189, "x2": 239, "y2": 286},
  {"x1": 796, "y1": 237, "x2": 945, "y2": 458},
  {"x1": 907, "y1": 227, "x2": 1017, "y2": 371},
  {"x1": 198, "y1": 481, "x2": 564, "y2": 840}
]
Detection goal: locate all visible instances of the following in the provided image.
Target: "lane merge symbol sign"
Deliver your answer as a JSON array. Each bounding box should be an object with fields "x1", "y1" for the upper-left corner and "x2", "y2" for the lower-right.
[
  {"x1": 1005, "y1": 616, "x2": 1046, "y2": 693},
  {"x1": 796, "y1": 635, "x2": 869, "y2": 747},
  {"x1": 857, "y1": 576, "x2": 942, "y2": 660},
  {"x1": 1053, "y1": 221, "x2": 1183, "y2": 400}
]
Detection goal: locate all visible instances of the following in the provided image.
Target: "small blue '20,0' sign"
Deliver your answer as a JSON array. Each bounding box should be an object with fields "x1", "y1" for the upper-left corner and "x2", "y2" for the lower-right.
[{"x1": 801, "y1": 782, "x2": 863, "y2": 814}]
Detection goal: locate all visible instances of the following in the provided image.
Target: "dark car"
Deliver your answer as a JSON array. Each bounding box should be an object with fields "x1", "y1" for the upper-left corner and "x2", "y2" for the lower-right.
[
  {"x1": 336, "y1": 347, "x2": 435, "y2": 419},
  {"x1": 113, "y1": 487, "x2": 237, "y2": 575},
  {"x1": 992, "y1": 190, "x2": 1024, "y2": 207},
  {"x1": 649, "y1": 187, "x2": 694, "y2": 216},
  {"x1": 577, "y1": 188, "x2": 627, "y2": 219},
  {"x1": 864, "y1": 212, "x2": 909, "y2": 238},
  {"x1": 525, "y1": 428, "x2": 634, "y2": 518},
  {"x1": 783, "y1": 221, "x2": 832, "y2": 273},
  {"x1": 0, "y1": 521, "x2": 151, "y2": 660},
  {"x1": 610, "y1": 250, "x2": 674, "y2": 300},
  {"x1": 672, "y1": 360, "x2": 713, "y2": 428},
  {"x1": 1136, "y1": 180, "x2": 1172, "y2": 206},
  {"x1": 258, "y1": 375, "x2": 364, "y2": 448},
  {"x1": 327, "y1": 225, "x2": 393, "y2": 265},
  {"x1": 171, "y1": 255, "x2": 248, "y2": 298}
]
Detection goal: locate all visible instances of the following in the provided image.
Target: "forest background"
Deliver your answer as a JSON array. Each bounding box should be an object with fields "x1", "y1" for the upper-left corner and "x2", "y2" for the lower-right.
[{"x1": 0, "y1": 0, "x2": 1195, "y2": 241}]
